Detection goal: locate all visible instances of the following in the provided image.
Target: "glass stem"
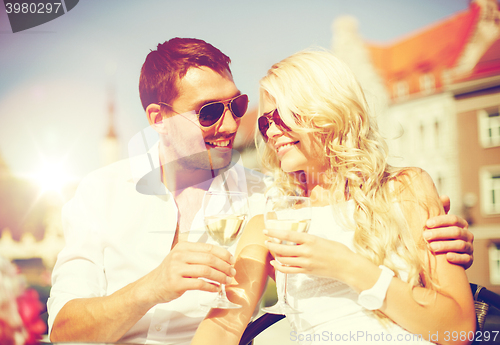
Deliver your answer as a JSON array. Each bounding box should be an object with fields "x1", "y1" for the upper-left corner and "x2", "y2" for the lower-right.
[
  {"x1": 282, "y1": 272, "x2": 289, "y2": 305},
  {"x1": 219, "y1": 283, "x2": 228, "y2": 300},
  {"x1": 219, "y1": 245, "x2": 230, "y2": 301}
]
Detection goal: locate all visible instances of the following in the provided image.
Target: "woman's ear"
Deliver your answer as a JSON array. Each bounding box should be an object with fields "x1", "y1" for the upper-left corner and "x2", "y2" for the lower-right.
[{"x1": 146, "y1": 103, "x2": 168, "y2": 134}]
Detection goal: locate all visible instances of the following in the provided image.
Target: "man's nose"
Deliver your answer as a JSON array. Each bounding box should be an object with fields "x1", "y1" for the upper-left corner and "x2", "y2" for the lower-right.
[{"x1": 217, "y1": 106, "x2": 239, "y2": 133}]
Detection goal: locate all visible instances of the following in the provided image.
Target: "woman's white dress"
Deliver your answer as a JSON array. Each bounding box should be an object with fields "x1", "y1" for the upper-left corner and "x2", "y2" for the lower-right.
[{"x1": 281, "y1": 201, "x2": 434, "y2": 344}]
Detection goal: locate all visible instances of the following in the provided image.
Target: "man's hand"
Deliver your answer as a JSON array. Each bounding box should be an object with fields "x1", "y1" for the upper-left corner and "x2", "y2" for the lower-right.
[
  {"x1": 143, "y1": 241, "x2": 236, "y2": 306},
  {"x1": 50, "y1": 241, "x2": 235, "y2": 343},
  {"x1": 423, "y1": 195, "x2": 474, "y2": 269}
]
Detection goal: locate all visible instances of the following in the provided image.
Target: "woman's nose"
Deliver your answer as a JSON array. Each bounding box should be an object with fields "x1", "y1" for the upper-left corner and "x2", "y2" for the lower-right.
[{"x1": 266, "y1": 120, "x2": 282, "y2": 140}]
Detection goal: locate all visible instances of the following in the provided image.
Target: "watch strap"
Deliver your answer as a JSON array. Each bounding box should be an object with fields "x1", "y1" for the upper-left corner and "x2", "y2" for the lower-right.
[{"x1": 358, "y1": 265, "x2": 395, "y2": 310}]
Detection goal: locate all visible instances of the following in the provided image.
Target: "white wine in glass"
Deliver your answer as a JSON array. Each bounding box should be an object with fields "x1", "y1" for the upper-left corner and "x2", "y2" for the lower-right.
[
  {"x1": 201, "y1": 191, "x2": 249, "y2": 309},
  {"x1": 204, "y1": 214, "x2": 246, "y2": 247},
  {"x1": 264, "y1": 219, "x2": 310, "y2": 238},
  {"x1": 262, "y1": 195, "x2": 311, "y2": 315}
]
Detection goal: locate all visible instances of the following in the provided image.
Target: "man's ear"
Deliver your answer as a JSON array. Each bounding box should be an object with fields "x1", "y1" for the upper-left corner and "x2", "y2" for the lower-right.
[{"x1": 146, "y1": 103, "x2": 168, "y2": 134}]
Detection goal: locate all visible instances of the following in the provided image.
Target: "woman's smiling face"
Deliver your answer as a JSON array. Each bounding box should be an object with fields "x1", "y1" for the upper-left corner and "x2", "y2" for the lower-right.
[{"x1": 260, "y1": 95, "x2": 327, "y2": 176}]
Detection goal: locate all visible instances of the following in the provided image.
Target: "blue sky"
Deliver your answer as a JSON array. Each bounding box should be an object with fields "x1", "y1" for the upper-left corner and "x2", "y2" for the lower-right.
[{"x1": 0, "y1": 0, "x2": 469, "y2": 179}]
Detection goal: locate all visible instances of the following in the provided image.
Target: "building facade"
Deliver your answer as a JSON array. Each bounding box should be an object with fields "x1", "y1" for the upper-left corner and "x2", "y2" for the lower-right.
[{"x1": 333, "y1": 0, "x2": 500, "y2": 292}]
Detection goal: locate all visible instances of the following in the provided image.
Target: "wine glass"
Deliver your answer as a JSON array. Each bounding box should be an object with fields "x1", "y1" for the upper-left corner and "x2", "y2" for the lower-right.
[
  {"x1": 201, "y1": 190, "x2": 249, "y2": 309},
  {"x1": 262, "y1": 195, "x2": 311, "y2": 315}
]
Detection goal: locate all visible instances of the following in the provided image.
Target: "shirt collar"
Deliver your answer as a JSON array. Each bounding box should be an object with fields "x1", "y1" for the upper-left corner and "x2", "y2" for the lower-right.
[{"x1": 132, "y1": 141, "x2": 247, "y2": 196}]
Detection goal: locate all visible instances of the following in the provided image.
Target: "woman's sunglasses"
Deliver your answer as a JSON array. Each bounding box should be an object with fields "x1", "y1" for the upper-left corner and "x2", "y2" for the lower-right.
[
  {"x1": 258, "y1": 109, "x2": 292, "y2": 142},
  {"x1": 160, "y1": 94, "x2": 249, "y2": 127}
]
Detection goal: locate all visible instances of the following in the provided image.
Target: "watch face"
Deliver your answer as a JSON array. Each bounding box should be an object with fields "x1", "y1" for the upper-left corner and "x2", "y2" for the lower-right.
[{"x1": 359, "y1": 294, "x2": 382, "y2": 310}]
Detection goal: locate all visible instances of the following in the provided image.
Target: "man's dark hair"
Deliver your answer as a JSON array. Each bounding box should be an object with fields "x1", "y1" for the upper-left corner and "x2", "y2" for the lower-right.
[{"x1": 139, "y1": 37, "x2": 232, "y2": 111}]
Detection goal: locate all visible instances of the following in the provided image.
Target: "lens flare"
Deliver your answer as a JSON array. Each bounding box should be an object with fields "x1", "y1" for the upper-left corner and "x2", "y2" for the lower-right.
[{"x1": 34, "y1": 161, "x2": 70, "y2": 193}]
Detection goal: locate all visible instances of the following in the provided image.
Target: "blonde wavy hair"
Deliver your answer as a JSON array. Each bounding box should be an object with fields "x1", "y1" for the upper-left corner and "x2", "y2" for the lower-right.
[{"x1": 258, "y1": 50, "x2": 437, "y2": 300}]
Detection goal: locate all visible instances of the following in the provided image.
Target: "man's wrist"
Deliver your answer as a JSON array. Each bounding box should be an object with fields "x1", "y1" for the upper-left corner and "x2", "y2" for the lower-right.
[{"x1": 126, "y1": 275, "x2": 159, "y2": 312}]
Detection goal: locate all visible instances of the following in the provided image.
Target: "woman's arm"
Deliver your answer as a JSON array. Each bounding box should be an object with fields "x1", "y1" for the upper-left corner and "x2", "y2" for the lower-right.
[
  {"x1": 385, "y1": 169, "x2": 476, "y2": 343},
  {"x1": 265, "y1": 169, "x2": 476, "y2": 345},
  {"x1": 192, "y1": 215, "x2": 273, "y2": 345}
]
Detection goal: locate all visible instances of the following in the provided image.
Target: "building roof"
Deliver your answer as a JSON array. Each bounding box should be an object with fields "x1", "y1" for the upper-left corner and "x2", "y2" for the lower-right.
[
  {"x1": 367, "y1": 3, "x2": 481, "y2": 99},
  {"x1": 458, "y1": 36, "x2": 500, "y2": 82}
]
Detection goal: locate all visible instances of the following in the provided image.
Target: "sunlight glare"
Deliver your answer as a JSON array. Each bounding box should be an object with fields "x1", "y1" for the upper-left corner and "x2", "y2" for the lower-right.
[{"x1": 35, "y1": 161, "x2": 70, "y2": 193}]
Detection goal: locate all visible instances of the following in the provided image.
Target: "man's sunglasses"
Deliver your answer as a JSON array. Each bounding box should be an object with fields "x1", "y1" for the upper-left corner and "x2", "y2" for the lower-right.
[
  {"x1": 159, "y1": 94, "x2": 249, "y2": 127},
  {"x1": 258, "y1": 109, "x2": 292, "y2": 142}
]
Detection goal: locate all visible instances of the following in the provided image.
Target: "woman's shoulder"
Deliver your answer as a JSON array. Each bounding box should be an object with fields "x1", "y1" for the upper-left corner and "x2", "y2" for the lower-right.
[
  {"x1": 391, "y1": 167, "x2": 443, "y2": 221},
  {"x1": 391, "y1": 167, "x2": 437, "y2": 196}
]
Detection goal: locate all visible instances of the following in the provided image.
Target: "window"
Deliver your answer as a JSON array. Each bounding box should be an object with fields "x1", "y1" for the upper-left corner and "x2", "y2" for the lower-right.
[
  {"x1": 489, "y1": 243, "x2": 500, "y2": 285},
  {"x1": 480, "y1": 165, "x2": 500, "y2": 215},
  {"x1": 419, "y1": 123, "x2": 425, "y2": 149},
  {"x1": 393, "y1": 81, "x2": 409, "y2": 100},
  {"x1": 419, "y1": 73, "x2": 435, "y2": 94},
  {"x1": 434, "y1": 121, "x2": 440, "y2": 148},
  {"x1": 436, "y1": 175, "x2": 443, "y2": 194},
  {"x1": 478, "y1": 108, "x2": 500, "y2": 148}
]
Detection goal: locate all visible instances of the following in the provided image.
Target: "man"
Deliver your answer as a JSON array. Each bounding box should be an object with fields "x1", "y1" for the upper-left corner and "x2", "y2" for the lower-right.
[{"x1": 48, "y1": 37, "x2": 473, "y2": 344}]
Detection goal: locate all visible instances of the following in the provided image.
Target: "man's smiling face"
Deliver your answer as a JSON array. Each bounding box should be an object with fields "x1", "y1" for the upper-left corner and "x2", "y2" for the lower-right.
[{"x1": 161, "y1": 66, "x2": 242, "y2": 171}]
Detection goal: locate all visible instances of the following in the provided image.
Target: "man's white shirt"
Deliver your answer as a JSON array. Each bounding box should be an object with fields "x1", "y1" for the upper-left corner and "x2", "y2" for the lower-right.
[{"x1": 47, "y1": 142, "x2": 267, "y2": 344}]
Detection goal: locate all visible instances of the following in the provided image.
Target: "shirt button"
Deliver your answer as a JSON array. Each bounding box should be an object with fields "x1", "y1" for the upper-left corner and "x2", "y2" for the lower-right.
[{"x1": 155, "y1": 325, "x2": 162, "y2": 332}]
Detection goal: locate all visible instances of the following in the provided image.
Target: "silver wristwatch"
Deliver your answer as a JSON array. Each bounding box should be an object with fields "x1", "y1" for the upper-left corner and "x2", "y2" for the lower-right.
[{"x1": 358, "y1": 265, "x2": 394, "y2": 310}]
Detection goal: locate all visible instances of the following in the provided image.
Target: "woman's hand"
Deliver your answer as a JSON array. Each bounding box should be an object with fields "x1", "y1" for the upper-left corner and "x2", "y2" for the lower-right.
[{"x1": 263, "y1": 228, "x2": 360, "y2": 283}]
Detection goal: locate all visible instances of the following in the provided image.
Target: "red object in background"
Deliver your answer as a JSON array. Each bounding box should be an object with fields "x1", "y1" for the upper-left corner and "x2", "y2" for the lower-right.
[
  {"x1": 16, "y1": 289, "x2": 46, "y2": 345},
  {"x1": 0, "y1": 318, "x2": 18, "y2": 345}
]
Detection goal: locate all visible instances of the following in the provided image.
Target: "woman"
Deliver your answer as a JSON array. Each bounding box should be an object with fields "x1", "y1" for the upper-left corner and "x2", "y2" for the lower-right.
[{"x1": 193, "y1": 50, "x2": 476, "y2": 345}]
